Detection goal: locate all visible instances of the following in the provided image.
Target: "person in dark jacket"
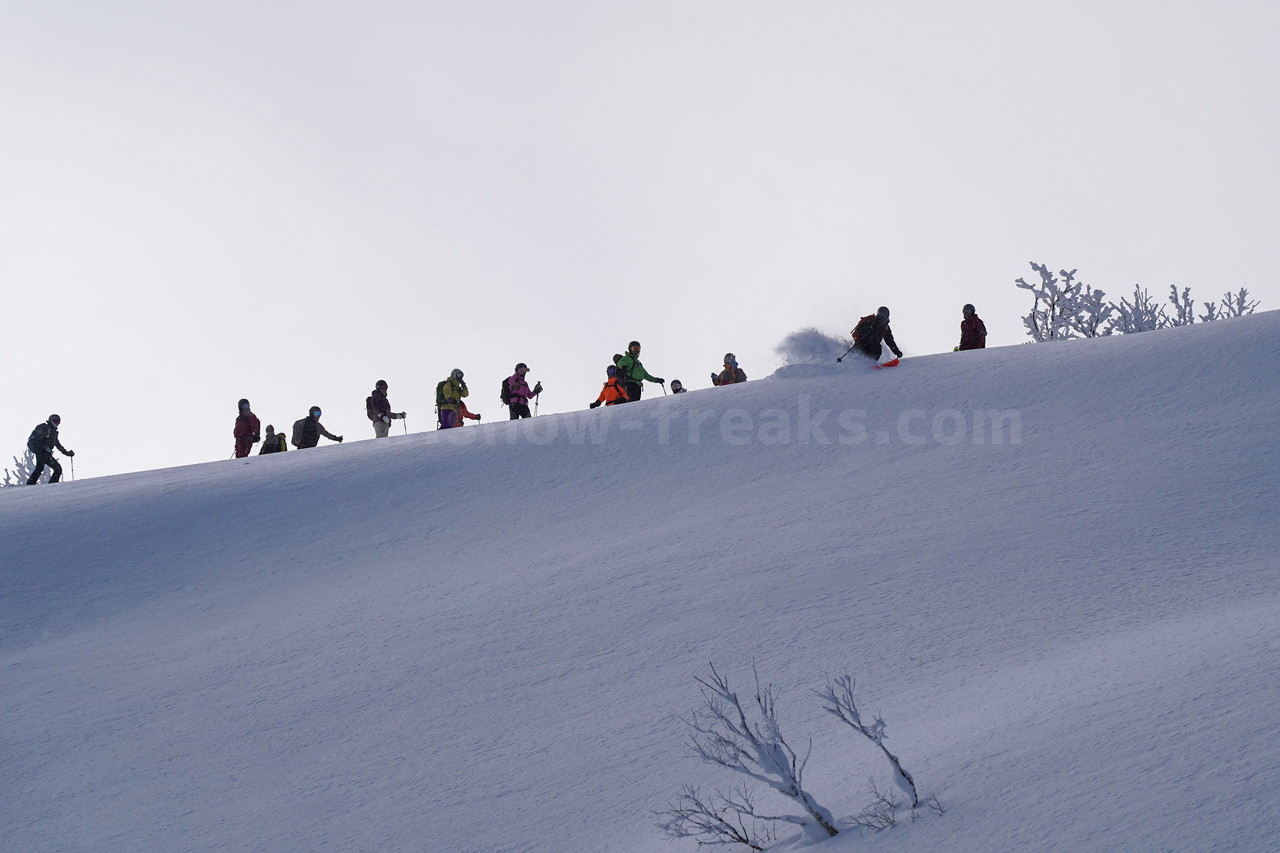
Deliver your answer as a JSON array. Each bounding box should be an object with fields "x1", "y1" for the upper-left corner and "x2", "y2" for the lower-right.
[
  {"x1": 233, "y1": 398, "x2": 261, "y2": 458},
  {"x1": 26, "y1": 414, "x2": 74, "y2": 484},
  {"x1": 504, "y1": 363, "x2": 543, "y2": 419},
  {"x1": 367, "y1": 380, "x2": 406, "y2": 438},
  {"x1": 292, "y1": 406, "x2": 343, "y2": 449},
  {"x1": 615, "y1": 341, "x2": 664, "y2": 403},
  {"x1": 711, "y1": 353, "x2": 748, "y2": 386},
  {"x1": 258, "y1": 425, "x2": 288, "y2": 454},
  {"x1": 850, "y1": 306, "x2": 904, "y2": 362},
  {"x1": 957, "y1": 303, "x2": 988, "y2": 351}
]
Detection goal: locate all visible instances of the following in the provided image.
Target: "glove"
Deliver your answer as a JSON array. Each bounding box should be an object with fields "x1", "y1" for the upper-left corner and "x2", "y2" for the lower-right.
[
  {"x1": 382, "y1": 415, "x2": 391, "y2": 425},
  {"x1": 711, "y1": 372, "x2": 718, "y2": 382},
  {"x1": 475, "y1": 414, "x2": 482, "y2": 421},
  {"x1": 397, "y1": 412, "x2": 406, "y2": 418},
  {"x1": 533, "y1": 382, "x2": 543, "y2": 394},
  {"x1": 589, "y1": 401, "x2": 601, "y2": 409},
  {"x1": 66, "y1": 449, "x2": 75, "y2": 457},
  {"x1": 893, "y1": 350, "x2": 903, "y2": 358},
  {"x1": 655, "y1": 377, "x2": 665, "y2": 384},
  {"x1": 459, "y1": 381, "x2": 467, "y2": 390},
  {"x1": 953, "y1": 346, "x2": 960, "y2": 352},
  {"x1": 336, "y1": 436, "x2": 344, "y2": 443}
]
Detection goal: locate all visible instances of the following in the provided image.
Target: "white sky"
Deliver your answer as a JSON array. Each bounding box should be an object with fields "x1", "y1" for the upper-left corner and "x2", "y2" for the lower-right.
[{"x1": 4, "y1": 0, "x2": 1278, "y2": 478}]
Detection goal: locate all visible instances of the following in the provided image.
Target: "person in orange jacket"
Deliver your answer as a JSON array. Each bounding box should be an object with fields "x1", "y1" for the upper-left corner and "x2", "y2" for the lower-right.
[
  {"x1": 455, "y1": 400, "x2": 482, "y2": 426},
  {"x1": 589, "y1": 365, "x2": 631, "y2": 408}
]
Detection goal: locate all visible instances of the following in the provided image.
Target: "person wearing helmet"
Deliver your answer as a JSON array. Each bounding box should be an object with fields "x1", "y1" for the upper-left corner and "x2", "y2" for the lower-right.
[
  {"x1": 26, "y1": 414, "x2": 74, "y2": 484},
  {"x1": 957, "y1": 303, "x2": 987, "y2": 351},
  {"x1": 292, "y1": 406, "x2": 343, "y2": 449},
  {"x1": 436, "y1": 368, "x2": 469, "y2": 429},
  {"x1": 258, "y1": 424, "x2": 288, "y2": 454},
  {"x1": 589, "y1": 364, "x2": 630, "y2": 408},
  {"x1": 233, "y1": 398, "x2": 261, "y2": 458},
  {"x1": 504, "y1": 362, "x2": 543, "y2": 420},
  {"x1": 711, "y1": 353, "x2": 748, "y2": 386},
  {"x1": 850, "y1": 306, "x2": 903, "y2": 362},
  {"x1": 367, "y1": 380, "x2": 407, "y2": 438},
  {"x1": 669, "y1": 379, "x2": 687, "y2": 394},
  {"x1": 615, "y1": 341, "x2": 664, "y2": 403}
]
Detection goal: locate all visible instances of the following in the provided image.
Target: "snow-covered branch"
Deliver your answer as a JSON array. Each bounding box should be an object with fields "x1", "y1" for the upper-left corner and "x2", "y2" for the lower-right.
[{"x1": 815, "y1": 674, "x2": 919, "y2": 808}]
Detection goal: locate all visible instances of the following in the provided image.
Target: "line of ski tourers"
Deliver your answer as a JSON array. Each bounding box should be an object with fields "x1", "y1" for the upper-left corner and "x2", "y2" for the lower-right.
[{"x1": 20, "y1": 305, "x2": 986, "y2": 481}]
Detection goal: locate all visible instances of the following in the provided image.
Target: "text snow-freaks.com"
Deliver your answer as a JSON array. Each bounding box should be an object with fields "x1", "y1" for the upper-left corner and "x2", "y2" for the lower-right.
[{"x1": 446, "y1": 397, "x2": 1022, "y2": 447}]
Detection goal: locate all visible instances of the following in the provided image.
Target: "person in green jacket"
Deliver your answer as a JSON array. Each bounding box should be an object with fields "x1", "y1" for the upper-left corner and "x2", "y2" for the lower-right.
[
  {"x1": 436, "y1": 368, "x2": 469, "y2": 429},
  {"x1": 615, "y1": 340, "x2": 664, "y2": 403}
]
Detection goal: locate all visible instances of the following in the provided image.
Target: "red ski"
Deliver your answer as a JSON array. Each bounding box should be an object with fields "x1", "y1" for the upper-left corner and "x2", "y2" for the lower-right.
[{"x1": 872, "y1": 358, "x2": 900, "y2": 369}]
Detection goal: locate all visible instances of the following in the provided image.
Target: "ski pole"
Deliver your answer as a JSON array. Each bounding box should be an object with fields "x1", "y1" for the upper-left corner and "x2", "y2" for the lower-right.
[
  {"x1": 836, "y1": 343, "x2": 858, "y2": 362},
  {"x1": 534, "y1": 392, "x2": 539, "y2": 416},
  {"x1": 69, "y1": 457, "x2": 75, "y2": 482},
  {"x1": 403, "y1": 416, "x2": 408, "y2": 435}
]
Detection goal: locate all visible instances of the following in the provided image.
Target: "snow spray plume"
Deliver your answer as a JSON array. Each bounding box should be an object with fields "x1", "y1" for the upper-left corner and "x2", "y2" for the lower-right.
[
  {"x1": 772, "y1": 327, "x2": 852, "y2": 378},
  {"x1": 775, "y1": 327, "x2": 850, "y2": 364}
]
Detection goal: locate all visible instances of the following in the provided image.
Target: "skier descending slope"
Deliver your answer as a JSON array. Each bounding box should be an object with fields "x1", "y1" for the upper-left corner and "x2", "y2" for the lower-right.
[{"x1": 845, "y1": 306, "x2": 904, "y2": 366}]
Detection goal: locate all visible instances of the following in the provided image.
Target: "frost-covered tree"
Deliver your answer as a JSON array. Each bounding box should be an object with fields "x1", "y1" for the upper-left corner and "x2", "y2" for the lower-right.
[
  {"x1": 1016, "y1": 264, "x2": 1262, "y2": 340},
  {"x1": 1016, "y1": 262, "x2": 1081, "y2": 341},
  {"x1": 1219, "y1": 288, "x2": 1259, "y2": 318},
  {"x1": 1065, "y1": 275, "x2": 1115, "y2": 338},
  {"x1": 1110, "y1": 285, "x2": 1168, "y2": 334},
  {"x1": 1, "y1": 450, "x2": 45, "y2": 487},
  {"x1": 1167, "y1": 286, "x2": 1197, "y2": 327}
]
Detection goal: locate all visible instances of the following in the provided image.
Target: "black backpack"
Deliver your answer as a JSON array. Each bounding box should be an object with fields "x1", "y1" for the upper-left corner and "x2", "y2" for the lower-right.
[
  {"x1": 500, "y1": 377, "x2": 513, "y2": 405},
  {"x1": 27, "y1": 422, "x2": 51, "y2": 452}
]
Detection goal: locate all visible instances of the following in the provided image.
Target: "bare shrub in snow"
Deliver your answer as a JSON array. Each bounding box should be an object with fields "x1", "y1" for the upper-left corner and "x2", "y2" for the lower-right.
[
  {"x1": 850, "y1": 777, "x2": 900, "y2": 832},
  {"x1": 658, "y1": 664, "x2": 936, "y2": 849},
  {"x1": 1, "y1": 450, "x2": 44, "y2": 487},
  {"x1": 815, "y1": 674, "x2": 919, "y2": 808},
  {"x1": 657, "y1": 785, "x2": 776, "y2": 850},
  {"x1": 681, "y1": 663, "x2": 839, "y2": 840}
]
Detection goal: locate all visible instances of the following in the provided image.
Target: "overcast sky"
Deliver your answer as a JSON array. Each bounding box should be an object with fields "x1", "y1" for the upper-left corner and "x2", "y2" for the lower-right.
[{"x1": 4, "y1": 0, "x2": 1278, "y2": 479}]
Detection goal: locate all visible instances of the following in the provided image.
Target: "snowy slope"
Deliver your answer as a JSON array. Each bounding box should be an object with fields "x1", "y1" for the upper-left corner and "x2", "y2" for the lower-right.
[{"x1": 3, "y1": 313, "x2": 1279, "y2": 853}]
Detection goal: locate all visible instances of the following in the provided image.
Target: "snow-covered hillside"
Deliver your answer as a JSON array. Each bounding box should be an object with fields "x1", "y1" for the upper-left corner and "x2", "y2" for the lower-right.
[{"x1": 3, "y1": 314, "x2": 1278, "y2": 853}]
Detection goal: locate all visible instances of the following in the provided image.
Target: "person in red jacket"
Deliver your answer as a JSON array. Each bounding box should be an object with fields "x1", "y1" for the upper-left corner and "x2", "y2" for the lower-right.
[
  {"x1": 233, "y1": 398, "x2": 261, "y2": 458},
  {"x1": 958, "y1": 303, "x2": 987, "y2": 350}
]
